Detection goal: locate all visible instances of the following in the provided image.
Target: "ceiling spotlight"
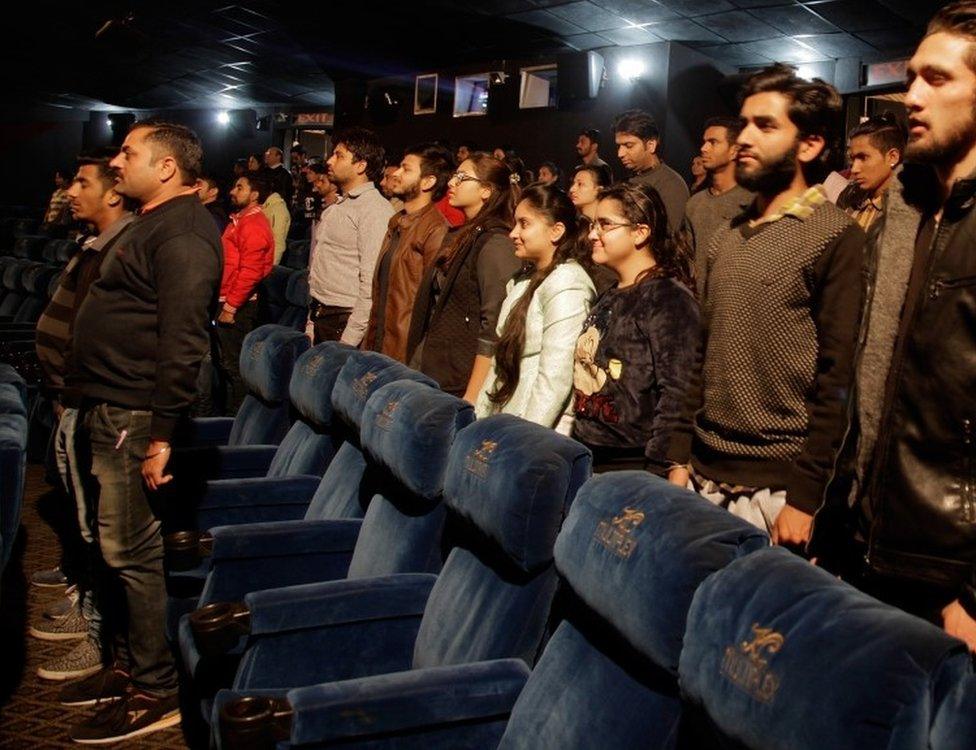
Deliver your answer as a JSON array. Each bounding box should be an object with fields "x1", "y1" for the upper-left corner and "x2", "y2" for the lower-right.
[
  {"x1": 217, "y1": 111, "x2": 230, "y2": 125},
  {"x1": 617, "y1": 58, "x2": 647, "y2": 81}
]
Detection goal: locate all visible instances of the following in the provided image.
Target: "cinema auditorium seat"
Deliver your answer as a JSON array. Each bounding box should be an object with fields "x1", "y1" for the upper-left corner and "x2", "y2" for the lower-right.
[
  {"x1": 179, "y1": 379, "x2": 472, "y2": 722},
  {"x1": 0, "y1": 364, "x2": 28, "y2": 575},
  {"x1": 680, "y1": 545, "x2": 976, "y2": 750},
  {"x1": 212, "y1": 414, "x2": 590, "y2": 749}
]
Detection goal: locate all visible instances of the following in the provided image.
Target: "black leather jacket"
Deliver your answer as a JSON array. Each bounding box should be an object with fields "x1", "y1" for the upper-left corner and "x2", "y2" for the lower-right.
[{"x1": 819, "y1": 171, "x2": 976, "y2": 594}]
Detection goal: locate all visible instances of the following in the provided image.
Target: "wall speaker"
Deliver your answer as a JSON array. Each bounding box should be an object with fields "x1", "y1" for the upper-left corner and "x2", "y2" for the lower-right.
[{"x1": 557, "y1": 51, "x2": 604, "y2": 107}]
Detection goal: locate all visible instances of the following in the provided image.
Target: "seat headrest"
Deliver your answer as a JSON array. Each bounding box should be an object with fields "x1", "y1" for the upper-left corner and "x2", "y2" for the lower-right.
[
  {"x1": 48, "y1": 271, "x2": 63, "y2": 297},
  {"x1": 680, "y1": 546, "x2": 972, "y2": 750},
  {"x1": 361, "y1": 380, "x2": 474, "y2": 501},
  {"x1": 287, "y1": 342, "x2": 357, "y2": 427},
  {"x1": 239, "y1": 325, "x2": 311, "y2": 403},
  {"x1": 285, "y1": 269, "x2": 309, "y2": 306},
  {"x1": 331, "y1": 351, "x2": 437, "y2": 434},
  {"x1": 3, "y1": 262, "x2": 23, "y2": 290},
  {"x1": 443, "y1": 414, "x2": 591, "y2": 573},
  {"x1": 554, "y1": 471, "x2": 768, "y2": 674},
  {"x1": 260, "y1": 266, "x2": 293, "y2": 304}
]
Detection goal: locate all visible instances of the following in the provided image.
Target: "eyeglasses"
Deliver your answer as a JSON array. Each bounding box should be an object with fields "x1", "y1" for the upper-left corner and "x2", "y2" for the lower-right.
[
  {"x1": 591, "y1": 219, "x2": 635, "y2": 236},
  {"x1": 449, "y1": 172, "x2": 482, "y2": 185}
]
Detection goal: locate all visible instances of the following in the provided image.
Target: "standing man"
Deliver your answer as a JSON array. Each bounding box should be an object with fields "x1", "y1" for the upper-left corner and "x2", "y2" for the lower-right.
[
  {"x1": 812, "y1": 2, "x2": 976, "y2": 651},
  {"x1": 307, "y1": 127, "x2": 393, "y2": 345},
  {"x1": 683, "y1": 116, "x2": 754, "y2": 290},
  {"x1": 364, "y1": 143, "x2": 452, "y2": 362},
  {"x1": 613, "y1": 109, "x2": 689, "y2": 232},
  {"x1": 30, "y1": 149, "x2": 134, "y2": 683},
  {"x1": 667, "y1": 65, "x2": 864, "y2": 553},
  {"x1": 263, "y1": 145, "x2": 293, "y2": 206},
  {"x1": 196, "y1": 174, "x2": 228, "y2": 233},
  {"x1": 68, "y1": 120, "x2": 221, "y2": 743},
  {"x1": 836, "y1": 113, "x2": 907, "y2": 233},
  {"x1": 219, "y1": 171, "x2": 275, "y2": 413},
  {"x1": 575, "y1": 127, "x2": 611, "y2": 175}
]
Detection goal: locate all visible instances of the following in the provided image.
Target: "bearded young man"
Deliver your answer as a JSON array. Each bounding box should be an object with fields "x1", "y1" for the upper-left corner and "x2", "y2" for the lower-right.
[
  {"x1": 363, "y1": 143, "x2": 453, "y2": 362},
  {"x1": 810, "y1": 1, "x2": 976, "y2": 652},
  {"x1": 667, "y1": 64, "x2": 865, "y2": 554}
]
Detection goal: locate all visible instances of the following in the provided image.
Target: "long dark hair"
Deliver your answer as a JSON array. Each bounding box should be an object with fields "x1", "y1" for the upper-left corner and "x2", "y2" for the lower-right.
[
  {"x1": 438, "y1": 152, "x2": 520, "y2": 268},
  {"x1": 597, "y1": 182, "x2": 694, "y2": 291},
  {"x1": 488, "y1": 184, "x2": 595, "y2": 407}
]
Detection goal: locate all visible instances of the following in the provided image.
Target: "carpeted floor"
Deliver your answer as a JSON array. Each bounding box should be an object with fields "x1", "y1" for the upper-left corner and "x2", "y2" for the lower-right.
[{"x1": 0, "y1": 464, "x2": 187, "y2": 748}]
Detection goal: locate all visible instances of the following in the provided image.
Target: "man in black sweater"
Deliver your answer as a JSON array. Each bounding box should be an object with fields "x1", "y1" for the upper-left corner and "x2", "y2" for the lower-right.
[
  {"x1": 68, "y1": 120, "x2": 221, "y2": 743},
  {"x1": 668, "y1": 65, "x2": 864, "y2": 552}
]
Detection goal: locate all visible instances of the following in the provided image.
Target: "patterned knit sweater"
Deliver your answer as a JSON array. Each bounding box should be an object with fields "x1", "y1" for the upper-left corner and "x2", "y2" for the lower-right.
[{"x1": 668, "y1": 190, "x2": 865, "y2": 513}]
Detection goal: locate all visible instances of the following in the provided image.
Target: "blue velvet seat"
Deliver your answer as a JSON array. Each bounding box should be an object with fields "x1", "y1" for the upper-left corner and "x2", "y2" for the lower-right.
[
  {"x1": 0, "y1": 365, "x2": 28, "y2": 574},
  {"x1": 680, "y1": 546, "x2": 975, "y2": 750},
  {"x1": 175, "y1": 324, "x2": 310, "y2": 451},
  {"x1": 178, "y1": 379, "x2": 471, "y2": 723},
  {"x1": 281, "y1": 270, "x2": 310, "y2": 331},
  {"x1": 211, "y1": 414, "x2": 591, "y2": 749}
]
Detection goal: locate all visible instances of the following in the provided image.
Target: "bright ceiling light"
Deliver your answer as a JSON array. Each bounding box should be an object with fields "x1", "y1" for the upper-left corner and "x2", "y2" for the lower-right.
[
  {"x1": 617, "y1": 58, "x2": 647, "y2": 80},
  {"x1": 217, "y1": 111, "x2": 231, "y2": 125}
]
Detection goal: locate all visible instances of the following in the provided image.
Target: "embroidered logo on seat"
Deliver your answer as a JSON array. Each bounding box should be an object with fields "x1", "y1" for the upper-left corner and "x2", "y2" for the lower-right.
[
  {"x1": 594, "y1": 506, "x2": 644, "y2": 558},
  {"x1": 247, "y1": 341, "x2": 266, "y2": 361},
  {"x1": 375, "y1": 400, "x2": 398, "y2": 430},
  {"x1": 464, "y1": 439, "x2": 497, "y2": 477},
  {"x1": 721, "y1": 623, "x2": 784, "y2": 703},
  {"x1": 351, "y1": 371, "x2": 378, "y2": 399},
  {"x1": 303, "y1": 353, "x2": 325, "y2": 377}
]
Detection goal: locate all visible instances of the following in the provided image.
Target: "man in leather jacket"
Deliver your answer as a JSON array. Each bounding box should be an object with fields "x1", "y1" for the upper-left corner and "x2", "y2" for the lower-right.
[{"x1": 812, "y1": 2, "x2": 976, "y2": 651}]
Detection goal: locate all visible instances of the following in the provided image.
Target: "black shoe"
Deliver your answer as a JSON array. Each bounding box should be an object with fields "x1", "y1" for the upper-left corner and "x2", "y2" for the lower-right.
[
  {"x1": 70, "y1": 688, "x2": 180, "y2": 744},
  {"x1": 58, "y1": 666, "x2": 130, "y2": 707}
]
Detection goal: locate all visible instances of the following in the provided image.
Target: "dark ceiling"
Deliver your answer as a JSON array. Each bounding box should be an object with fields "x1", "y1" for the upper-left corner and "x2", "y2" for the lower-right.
[{"x1": 5, "y1": 0, "x2": 944, "y2": 111}]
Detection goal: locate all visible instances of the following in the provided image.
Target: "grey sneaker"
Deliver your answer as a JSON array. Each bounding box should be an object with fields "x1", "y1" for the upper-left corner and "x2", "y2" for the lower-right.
[
  {"x1": 31, "y1": 566, "x2": 69, "y2": 588},
  {"x1": 59, "y1": 666, "x2": 130, "y2": 707},
  {"x1": 44, "y1": 585, "x2": 80, "y2": 620},
  {"x1": 29, "y1": 607, "x2": 87, "y2": 641},
  {"x1": 37, "y1": 638, "x2": 103, "y2": 681}
]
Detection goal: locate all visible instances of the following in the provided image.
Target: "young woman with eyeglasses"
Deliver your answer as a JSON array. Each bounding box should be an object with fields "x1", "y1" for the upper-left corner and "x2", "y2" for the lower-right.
[
  {"x1": 473, "y1": 184, "x2": 596, "y2": 433},
  {"x1": 571, "y1": 182, "x2": 701, "y2": 473},
  {"x1": 406, "y1": 153, "x2": 522, "y2": 400}
]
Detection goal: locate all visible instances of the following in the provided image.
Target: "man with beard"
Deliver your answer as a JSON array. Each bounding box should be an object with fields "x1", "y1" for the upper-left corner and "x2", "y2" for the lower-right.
[
  {"x1": 810, "y1": 2, "x2": 976, "y2": 651},
  {"x1": 308, "y1": 127, "x2": 393, "y2": 344},
  {"x1": 683, "y1": 116, "x2": 754, "y2": 290},
  {"x1": 363, "y1": 143, "x2": 452, "y2": 361},
  {"x1": 667, "y1": 64, "x2": 865, "y2": 554},
  {"x1": 575, "y1": 127, "x2": 611, "y2": 176},
  {"x1": 613, "y1": 109, "x2": 688, "y2": 232}
]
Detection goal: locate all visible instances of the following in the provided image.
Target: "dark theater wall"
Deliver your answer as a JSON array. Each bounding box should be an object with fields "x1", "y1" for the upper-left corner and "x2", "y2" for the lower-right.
[{"x1": 339, "y1": 42, "x2": 735, "y2": 189}]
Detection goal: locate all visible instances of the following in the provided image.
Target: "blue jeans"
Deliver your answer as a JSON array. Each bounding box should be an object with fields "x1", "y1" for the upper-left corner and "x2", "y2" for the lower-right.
[
  {"x1": 54, "y1": 407, "x2": 102, "y2": 643},
  {"x1": 78, "y1": 403, "x2": 176, "y2": 696}
]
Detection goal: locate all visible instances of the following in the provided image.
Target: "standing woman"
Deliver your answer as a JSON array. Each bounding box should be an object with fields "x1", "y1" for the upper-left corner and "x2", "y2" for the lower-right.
[
  {"x1": 475, "y1": 185, "x2": 596, "y2": 433},
  {"x1": 568, "y1": 164, "x2": 613, "y2": 224},
  {"x1": 407, "y1": 154, "x2": 522, "y2": 399},
  {"x1": 572, "y1": 182, "x2": 700, "y2": 472}
]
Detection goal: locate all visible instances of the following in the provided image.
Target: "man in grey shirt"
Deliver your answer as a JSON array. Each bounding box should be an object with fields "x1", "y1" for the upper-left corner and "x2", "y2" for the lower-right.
[
  {"x1": 575, "y1": 127, "x2": 612, "y2": 180},
  {"x1": 613, "y1": 109, "x2": 689, "y2": 232},
  {"x1": 308, "y1": 127, "x2": 394, "y2": 345},
  {"x1": 684, "y1": 116, "x2": 754, "y2": 293}
]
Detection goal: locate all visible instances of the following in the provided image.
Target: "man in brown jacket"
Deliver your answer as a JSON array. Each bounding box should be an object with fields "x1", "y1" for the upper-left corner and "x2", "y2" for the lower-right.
[{"x1": 364, "y1": 143, "x2": 454, "y2": 361}]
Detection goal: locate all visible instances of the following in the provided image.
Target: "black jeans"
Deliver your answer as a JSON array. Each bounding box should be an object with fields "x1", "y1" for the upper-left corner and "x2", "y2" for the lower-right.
[
  {"x1": 311, "y1": 303, "x2": 352, "y2": 344},
  {"x1": 216, "y1": 300, "x2": 258, "y2": 415},
  {"x1": 78, "y1": 403, "x2": 176, "y2": 696}
]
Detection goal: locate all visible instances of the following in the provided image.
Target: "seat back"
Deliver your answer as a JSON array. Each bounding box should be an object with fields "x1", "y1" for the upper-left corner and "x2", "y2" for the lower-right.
[
  {"x1": 0, "y1": 261, "x2": 27, "y2": 316},
  {"x1": 14, "y1": 264, "x2": 59, "y2": 323},
  {"x1": 302, "y1": 351, "x2": 437, "y2": 521},
  {"x1": 0, "y1": 367, "x2": 28, "y2": 571},
  {"x1": 347, "y1": 380, "x2": 473, "y2": 579},
  {"x1": 257, "y1": 266, "x2": 292, "y2": 327},
  {"x1": 280, "y1": 239, "x2": 310, "y2": 269},
  {"x1": 11, "y1": 235, "x2": 46, "y2": 261},
  {"x1": 227, "y1": 325, "x2": 310, "y2": 446},
  {"x1": 412, "y1": 414, "x2": 591, "y2": 671},
  {"x1": 681, "y1": 546, "x2": 973, "y2": 750},
  {"x1": 263, "y1": 342, "x2": 356, "y2": 479},
  {"x1": 500, "y1": 472, "x2": 769, "y2": 749},
  {"x1": 280, "y1": 269, "x2": 309, "y2": 331}
]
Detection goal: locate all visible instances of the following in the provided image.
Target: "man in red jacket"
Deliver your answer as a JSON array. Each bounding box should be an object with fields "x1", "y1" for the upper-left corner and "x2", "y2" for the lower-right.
[{"x1": 219, "y1": 171, "x2": 274, "y2": 412}]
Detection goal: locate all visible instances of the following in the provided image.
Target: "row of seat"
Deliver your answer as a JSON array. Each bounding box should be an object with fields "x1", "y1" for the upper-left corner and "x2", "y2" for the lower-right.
[
  {"x1": 4, "y1": 235, "x2": 77, "y2": 264},
  {"x1": 155, "y1": 327, "x2": 976, "y2": 749},
  {"x1": 0, "y1": 363, "x2": 28, "y2": 581},
  {"x1": 0, "y1": 258, "x2": 63, "y2": 323}
]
